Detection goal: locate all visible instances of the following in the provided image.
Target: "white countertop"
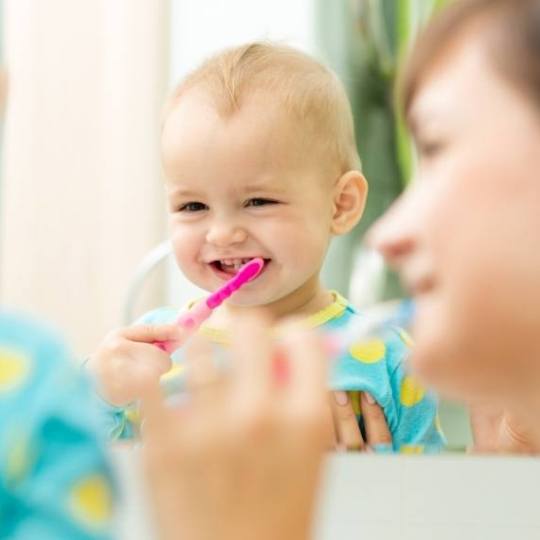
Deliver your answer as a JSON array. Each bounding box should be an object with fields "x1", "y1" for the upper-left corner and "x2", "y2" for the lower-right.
[{"x1": 110, "y1": 447, "x2": 540, "y2": 540}]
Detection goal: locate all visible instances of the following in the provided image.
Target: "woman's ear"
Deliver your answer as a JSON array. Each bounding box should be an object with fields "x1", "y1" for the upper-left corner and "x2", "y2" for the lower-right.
[{"x1": 330, "y1": 170, "x2": 368, "y2": 235}]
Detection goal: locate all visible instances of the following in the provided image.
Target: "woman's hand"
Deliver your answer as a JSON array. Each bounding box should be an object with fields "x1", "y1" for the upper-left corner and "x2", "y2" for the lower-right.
[
  {"x1": 469, "y1": 401, "x2": 540, "y2": 454},
  {"x1": 330, "y1": 391, "x2": 393, "y2": 451},
  {"x1": 140, "y1": 315, "x2": 329, "y2": 540}
]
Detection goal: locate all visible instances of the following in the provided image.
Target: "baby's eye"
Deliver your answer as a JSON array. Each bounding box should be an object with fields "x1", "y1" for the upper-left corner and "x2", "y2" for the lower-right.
[
  {"x1": 245, "y1": 198, "x2": 279, "y2": 208},
  {"x1": 179, "y1": 202, "x2": 208, "y2": 212}
]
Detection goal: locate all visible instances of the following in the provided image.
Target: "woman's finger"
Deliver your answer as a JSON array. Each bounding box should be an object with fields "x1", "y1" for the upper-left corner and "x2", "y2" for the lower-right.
[
  {"x1": 140, "y1": 380, "x2": 165, "y2": 422},
  {"x1": 277, "y1": 321, "x2": 332, "y2": 449},
  {"x1": 185, "y1": 337, "x2": 221, "y2": 410},
  {"x1": 361, "y1": 392, "x2": 393, "y2": 448},
  {"x1": 139, "y1": 380, "x2": 174, "y2": 444},
  {"x1": 323, "y1": 399, "x2": 339, "y2": 449},
  {"x1": 230, "y1": 312, "x2": 274, "y2": 405},
  {"x1": 331, "y1": 391, "x2": 365, "y2": 451},
  {"x1": 279, "y1": 321, "x2": 327, "y2": 409}
]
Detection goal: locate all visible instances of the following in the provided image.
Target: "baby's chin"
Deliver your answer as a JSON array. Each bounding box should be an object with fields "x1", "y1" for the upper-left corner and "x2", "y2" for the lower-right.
[
  {"x1": 188, "y1": 275, "x2": 274, "y2": 306},
  {"x1": 223, "y1": 288, "x2": 282, "y2": 308}
]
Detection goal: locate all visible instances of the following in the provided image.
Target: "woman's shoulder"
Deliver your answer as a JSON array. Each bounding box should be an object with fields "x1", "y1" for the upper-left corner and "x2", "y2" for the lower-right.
[
  {"x1": 0, "y1": 310, "x2": 65, "y2": 346},
  {"x1": 0, "y1": 310, "x2": 71, "y2": 375}
]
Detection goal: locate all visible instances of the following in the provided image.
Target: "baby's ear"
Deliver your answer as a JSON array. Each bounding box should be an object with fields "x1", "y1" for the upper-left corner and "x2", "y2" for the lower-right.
[{"x1": 330, "y1": 171, "x2": 368, "y2": 235}]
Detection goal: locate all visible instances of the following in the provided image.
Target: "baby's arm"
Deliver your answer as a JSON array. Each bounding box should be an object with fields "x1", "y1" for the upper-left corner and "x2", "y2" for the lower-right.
[{"x1": 387, "y1": 330, "x2": 447, "y2": 453}]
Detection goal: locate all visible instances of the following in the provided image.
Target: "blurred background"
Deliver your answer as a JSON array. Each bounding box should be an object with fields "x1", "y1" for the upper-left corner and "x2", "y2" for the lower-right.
[{"x1": 0, "y1": 0, "x2": 469, "y2": 447}]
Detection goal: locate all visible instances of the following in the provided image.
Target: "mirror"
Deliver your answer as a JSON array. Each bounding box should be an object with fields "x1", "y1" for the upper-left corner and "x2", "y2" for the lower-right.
[
  {"x1": 2, "y1": 1, "x2": 540, "y2": 539},
  {"x1": 0, "y1": 0, "x2": 534, "y2": 460}
]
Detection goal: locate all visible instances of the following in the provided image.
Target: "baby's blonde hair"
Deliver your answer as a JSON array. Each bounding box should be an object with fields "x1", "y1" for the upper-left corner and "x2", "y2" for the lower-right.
[{"x1": 164, "y1": 42, "x2": 361, "y2": 174}]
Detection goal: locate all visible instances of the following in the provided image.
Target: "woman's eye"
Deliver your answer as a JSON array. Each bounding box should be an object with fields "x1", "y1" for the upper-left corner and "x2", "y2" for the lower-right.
[
  {"x1": 179, "y1": 202, "x2": 208, "y2": 212},
  {"x1": 417, "y1": 139, "x2": 445, "y2": 160},
  {"x1": 245, "y1": 198, "x2": 279, "y2": 208}
]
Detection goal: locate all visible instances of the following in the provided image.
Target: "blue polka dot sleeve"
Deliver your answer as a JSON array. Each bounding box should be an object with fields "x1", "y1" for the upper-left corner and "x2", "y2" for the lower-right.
[{"x1": 386, "y1": 330, "x2": 446, "y2": 453}]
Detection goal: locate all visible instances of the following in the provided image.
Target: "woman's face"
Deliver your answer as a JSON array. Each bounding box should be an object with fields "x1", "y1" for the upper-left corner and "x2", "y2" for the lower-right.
[{"x1": 369, "y1": 33, "x2": 540, "y2": 401}]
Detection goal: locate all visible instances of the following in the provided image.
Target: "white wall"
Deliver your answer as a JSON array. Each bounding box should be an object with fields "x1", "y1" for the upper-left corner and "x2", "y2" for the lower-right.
[
  {"x1": 165, "y1": 0, "x2": 316, "y2": 307},
  {"x1": 170, "y1": 0, "x2": 315, "y2": 81},
  {"x1": 0, "y1": 0, "x2": 169, "y2": 354}
]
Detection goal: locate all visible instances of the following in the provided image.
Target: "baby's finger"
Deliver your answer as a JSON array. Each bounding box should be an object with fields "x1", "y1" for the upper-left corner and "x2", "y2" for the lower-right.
[
  {"x1": 121, "y1": 324, "x2": 184, "y2": 344},
  {"x1": 361, "y1": 392, "x2": 393, "y2": 448},
  {"x1": 130, "y1": 343, "x2": 173, "y2": 376}
]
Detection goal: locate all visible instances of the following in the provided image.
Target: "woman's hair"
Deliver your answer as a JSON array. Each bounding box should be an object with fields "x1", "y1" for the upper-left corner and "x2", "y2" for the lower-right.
[
  {"x1": 164, "y1": 42, "x2": 361, "y2": 173},
  {"x1": 400, "y1": 0, "x2": 540, "y2": 117}
]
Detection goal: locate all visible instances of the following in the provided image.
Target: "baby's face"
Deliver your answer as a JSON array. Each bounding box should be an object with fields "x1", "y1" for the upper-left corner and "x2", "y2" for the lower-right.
[{"x1": 161, "y1": 90, "x2": 336, "y2": 306}]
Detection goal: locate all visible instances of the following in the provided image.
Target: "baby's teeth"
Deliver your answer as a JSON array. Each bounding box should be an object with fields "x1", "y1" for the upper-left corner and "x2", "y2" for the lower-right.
[{"x1": 219, "y1": 258, "x2": 255, "y2": 270}]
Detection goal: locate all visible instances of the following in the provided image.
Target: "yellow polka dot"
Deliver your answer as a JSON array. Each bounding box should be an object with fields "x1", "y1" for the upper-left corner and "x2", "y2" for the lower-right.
[
  {"x1": 69, "y1": 475, "x2": 112, "y2": 529},
  {"x1": 400, "y1": 444, "x2": 425, "y2": 454},
  {"x1": 5, "y1": 432, "x2": 33, "y2": 486},
  {"x1": 399, "y1": 329, "x2": 414, "y2": 348},
  {"x1": 126, "y1": 408, "x2": 141, "y2": 425},
  {"x1": 350, "y1": 392, "x2": 362, "y2": 416},
  {"x1": 400, "y1": 376, "x2": 425, "y2": 407},
  {"x1": 0, "y1": 348, "x2": 30, "y2": 392},
  {"x1": 350, "y1": 340, "x2": 386, "y2": 364}
]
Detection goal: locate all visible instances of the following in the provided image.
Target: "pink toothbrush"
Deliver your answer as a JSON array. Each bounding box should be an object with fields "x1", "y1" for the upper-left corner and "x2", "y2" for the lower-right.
[{"x1": 155, "y1": 257, "x2": 265, "y2": 353}]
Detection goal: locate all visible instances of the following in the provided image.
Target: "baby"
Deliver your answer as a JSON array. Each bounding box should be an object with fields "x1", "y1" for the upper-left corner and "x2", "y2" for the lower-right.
[{"x1": 90, "y1": 42, "x2": 444, "y2": 452}]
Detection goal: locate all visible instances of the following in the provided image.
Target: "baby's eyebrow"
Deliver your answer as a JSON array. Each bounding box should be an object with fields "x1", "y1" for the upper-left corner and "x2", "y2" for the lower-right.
[
  {"x1": 241, "y1": 180, "x2": 287, "y2": 194},
  {"x1": 167, "y1": 187, "x2": 203, "y2": 199}
]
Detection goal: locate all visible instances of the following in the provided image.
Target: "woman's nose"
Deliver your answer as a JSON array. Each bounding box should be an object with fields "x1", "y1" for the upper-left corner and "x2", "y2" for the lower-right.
[
  {"x1": 366, "y1": 192, "x2": 417, "y2": 269},
  {"x1": 206, "y1": 219, "x2": 247, "y2": 247}
]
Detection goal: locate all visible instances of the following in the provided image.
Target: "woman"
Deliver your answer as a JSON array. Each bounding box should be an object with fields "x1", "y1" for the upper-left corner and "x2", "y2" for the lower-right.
[
  {"x1": 370, "y1": 0, "x2": 540, "y2": 454},
  {"x1": 142, "y1": 0, "x2": 540, "y2": 538}
]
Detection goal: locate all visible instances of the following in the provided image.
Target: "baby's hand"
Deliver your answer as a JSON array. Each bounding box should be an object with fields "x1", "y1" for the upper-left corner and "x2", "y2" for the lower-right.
[{"x1": 87, "y1": 324, "x2": 184, "y2": 407}]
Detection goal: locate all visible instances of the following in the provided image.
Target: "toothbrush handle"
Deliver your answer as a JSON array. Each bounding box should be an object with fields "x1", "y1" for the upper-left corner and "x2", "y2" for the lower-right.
[
  {"x1": 154, "y1": 301, "x2": 212, "y2": 354},
  {"x1": 176, "y1": 301, "x2": 212, "y2": 331},
  {"x1": 153, "y1": 258, "x2": 263, "y2": 353}
]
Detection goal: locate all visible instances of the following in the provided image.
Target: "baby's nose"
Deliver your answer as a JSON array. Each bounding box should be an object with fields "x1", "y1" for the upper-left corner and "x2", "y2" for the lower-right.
[{"x1": 206, "y1": 221, "x2": 247, "y2": 247}]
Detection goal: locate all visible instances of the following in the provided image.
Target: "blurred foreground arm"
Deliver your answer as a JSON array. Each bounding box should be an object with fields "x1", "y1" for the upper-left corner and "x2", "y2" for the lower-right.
[{"x1": 141, "y1": 315, "x2": 329, "y2": 540}]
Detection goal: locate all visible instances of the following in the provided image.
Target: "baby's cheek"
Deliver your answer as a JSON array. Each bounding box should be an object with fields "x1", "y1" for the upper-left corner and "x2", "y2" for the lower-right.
[
  {"x1": 298, "y1": 227, "x2": 330, "y2": 264},
  {"x1": 279, "y1": 232, "x2": 320, "y2": 268},
  {"x1": 171, "y1": 229, "x2": 200, "y2": 267}
]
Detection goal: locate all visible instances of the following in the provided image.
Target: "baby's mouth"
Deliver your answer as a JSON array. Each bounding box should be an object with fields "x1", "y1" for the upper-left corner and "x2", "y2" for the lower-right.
[{"x1": 210, "y1": 257, "x2": 270, "y2": 277}]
